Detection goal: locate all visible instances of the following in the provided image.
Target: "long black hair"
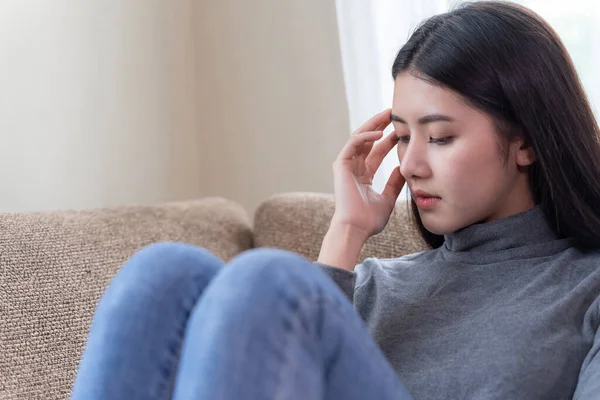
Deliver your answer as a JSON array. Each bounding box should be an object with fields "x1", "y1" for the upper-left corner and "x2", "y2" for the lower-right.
[{"x1": 392, "y1": 0, "x2": 600, "y2": 250}]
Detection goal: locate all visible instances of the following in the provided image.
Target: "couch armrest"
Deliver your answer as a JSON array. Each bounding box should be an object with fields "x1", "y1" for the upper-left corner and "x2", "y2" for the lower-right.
[
  {"x1": 0, "y1": 197, "x2": 252, "y2": 400},
  {"x1": 253, "y1": 191, "x2": 429, "y2": 262}
]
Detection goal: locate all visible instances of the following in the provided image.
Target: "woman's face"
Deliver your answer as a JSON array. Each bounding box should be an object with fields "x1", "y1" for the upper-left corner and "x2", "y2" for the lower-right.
[{"x1": 392, "y1": 72, "x2": 536, "y2": 235}]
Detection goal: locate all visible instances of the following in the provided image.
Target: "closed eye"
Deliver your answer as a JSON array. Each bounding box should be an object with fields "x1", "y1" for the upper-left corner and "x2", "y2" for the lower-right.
[
  {"x1": 394, "y1": 136, "x2": 453, "y2": 145},
  {"x1": 429, "y1": 137, "x2": 453, "y2": 145}
]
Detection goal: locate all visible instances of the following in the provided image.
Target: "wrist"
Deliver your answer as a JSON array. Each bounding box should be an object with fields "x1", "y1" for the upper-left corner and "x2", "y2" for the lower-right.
[
  {"x1": 327, "y1": 221, "x2": 370, "y2": 245},
  {"x1": 329, "y1": 214, "x2": 371, "y2": 241},
  {"x1": 317, "y1": 222, "x2": 368, "y2": 271}
]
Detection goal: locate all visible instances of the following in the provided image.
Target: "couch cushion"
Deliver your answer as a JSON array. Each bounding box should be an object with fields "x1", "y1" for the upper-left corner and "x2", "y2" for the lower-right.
[
  {"x1": 0, "y1": 198, "x2": 252, "y2": 400},
  {"x1": 253, "y1": 192, "x2": 429, "y2": 263}
]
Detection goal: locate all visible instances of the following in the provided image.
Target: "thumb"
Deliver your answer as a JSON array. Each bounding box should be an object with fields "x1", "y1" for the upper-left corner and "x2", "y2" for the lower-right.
[{"x1": 381, "y1": 166, "x2": 405, "y2": 205}]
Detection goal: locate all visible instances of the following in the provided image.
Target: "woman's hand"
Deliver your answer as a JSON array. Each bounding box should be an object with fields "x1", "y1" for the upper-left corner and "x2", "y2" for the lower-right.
[{"x1": 330, "y1": 108, "x2": 406, "y2": 242}]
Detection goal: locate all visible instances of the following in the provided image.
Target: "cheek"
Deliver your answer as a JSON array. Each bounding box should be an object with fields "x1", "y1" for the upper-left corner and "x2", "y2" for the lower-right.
[
  {"x1": 439, "y1": 143, "x2": 505, "y2": 198},
  {"x1": 433, "y1": 152, "x2": 470, "y2": 194}
]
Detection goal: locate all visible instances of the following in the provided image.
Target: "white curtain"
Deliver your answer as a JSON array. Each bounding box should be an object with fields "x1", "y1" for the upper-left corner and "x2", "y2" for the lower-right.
[{"x1": 335, "y1": 0, "x2": 600, "y2": 196}]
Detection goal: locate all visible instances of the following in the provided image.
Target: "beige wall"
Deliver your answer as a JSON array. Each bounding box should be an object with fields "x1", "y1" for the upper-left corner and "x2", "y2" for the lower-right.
[
  {"x1": 0, "y1": 1, "x2": 201, "y2": 212},
  {"x1": 193, "y1": 1, "x2": 350, "y2": 214},
  {"x1": 0, "y1": 1, "x2": 349, "y2": 215}
]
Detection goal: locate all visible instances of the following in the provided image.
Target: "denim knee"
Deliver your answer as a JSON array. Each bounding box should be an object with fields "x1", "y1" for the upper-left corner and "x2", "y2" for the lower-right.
[
  {"x1": 218, "y1": 248, "x2": 346, "y2": 307},
  {"x1": 100, "y1": 242, "x2": 224, "y2": 311}
]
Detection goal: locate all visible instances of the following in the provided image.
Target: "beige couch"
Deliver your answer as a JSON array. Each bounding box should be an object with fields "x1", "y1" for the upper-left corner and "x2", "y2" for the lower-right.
[{"x1": 0, "y1": 192, "x2": 428, "y2": 400}]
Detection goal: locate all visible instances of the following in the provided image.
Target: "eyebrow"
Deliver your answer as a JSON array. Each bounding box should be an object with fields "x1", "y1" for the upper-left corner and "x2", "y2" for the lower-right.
[{"x1": 390, "y1": 113, "x2": 454, "y2": 125}]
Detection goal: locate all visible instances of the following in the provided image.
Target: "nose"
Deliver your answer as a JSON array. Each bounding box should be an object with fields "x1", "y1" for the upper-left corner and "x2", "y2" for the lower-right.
[{"x1": 398, "y1": 139, "x2": 431, "y2": 180}]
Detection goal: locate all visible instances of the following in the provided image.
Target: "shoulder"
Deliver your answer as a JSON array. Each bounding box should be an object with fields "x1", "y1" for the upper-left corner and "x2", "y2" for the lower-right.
[
  {"x1": 354, "y1": 248, "x2": 439, "y2": 284},
  {"x1": 560, "y1": 245, "x2": 600, "y2": 272},
  {"x1": 566, "y1": 247, "x2": 600, "y2": 325},
  {"x1": 361, "y1": 248, "x2": 438, "y2": 269}
]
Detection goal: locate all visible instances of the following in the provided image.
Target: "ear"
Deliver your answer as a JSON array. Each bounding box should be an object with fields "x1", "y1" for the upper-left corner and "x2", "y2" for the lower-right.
[{"x1": 514, "y1": 137, "x2": 536, "y2": 167}]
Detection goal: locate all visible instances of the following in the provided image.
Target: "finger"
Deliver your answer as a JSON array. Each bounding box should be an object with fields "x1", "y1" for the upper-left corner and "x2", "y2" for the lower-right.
[
  {"x1": 357, "y1": 118, "x2": 395, "y2": 160},
  {"x1": 352, "y1": 111, "x2": 394, "y2": 157},
  {"x1": 365, "y1": 131, "x2": 399, "y2": 174},
  {"x1": 337, "y1": 130, "x2": 383, "y2": 162},
  {"x1": 353, "y1": 109, "x2": 392, "y2": 135},
  {"x1": 361, "y1": 141, "x2": 375, "y2": 161},
  {"x1": 374, "y1": 118, "x2": 393, "y2": 132},
  {"x1": 355, "y1": 119, "x2": 392, "y2": 137},
  {"x1": 381, "y1": 166, "x2": 406, "y2": 204}
]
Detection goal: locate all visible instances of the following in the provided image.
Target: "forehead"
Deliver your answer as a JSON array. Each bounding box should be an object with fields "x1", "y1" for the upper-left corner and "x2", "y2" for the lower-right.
[{"x1": 392, "y1": 72, "x2": 472, "y2": 119}]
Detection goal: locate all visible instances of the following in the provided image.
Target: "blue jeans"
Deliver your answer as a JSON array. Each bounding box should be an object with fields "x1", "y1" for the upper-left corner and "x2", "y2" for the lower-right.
[{"x1": 71, "y1": 242, "x2": 411, "y2": 400}]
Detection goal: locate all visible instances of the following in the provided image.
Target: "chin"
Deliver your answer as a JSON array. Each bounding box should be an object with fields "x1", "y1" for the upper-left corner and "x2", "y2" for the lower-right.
[
  {"x1": 420, "y1": 218, "x2": 450, "y2": 235},
  {"x1": 419, "y1": 212, "x2": 463, "y2": 236}
]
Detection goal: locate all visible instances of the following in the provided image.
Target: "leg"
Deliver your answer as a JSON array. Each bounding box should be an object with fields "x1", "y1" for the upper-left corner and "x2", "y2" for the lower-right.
[
  {"x1": 71, "y1": 242, "x2": 224, "y2": 400},
  {"x1": 172, "y1": 248, "x2": 412, "y2": 400}
]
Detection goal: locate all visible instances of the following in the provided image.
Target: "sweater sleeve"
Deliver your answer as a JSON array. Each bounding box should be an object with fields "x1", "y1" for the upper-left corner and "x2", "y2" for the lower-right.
[
  {"x1": 313, "y1": 262, "x2": 356, "y2": 303},
  {"x1": 573, "y1": 298, "x2": 600, "y2": 399}
]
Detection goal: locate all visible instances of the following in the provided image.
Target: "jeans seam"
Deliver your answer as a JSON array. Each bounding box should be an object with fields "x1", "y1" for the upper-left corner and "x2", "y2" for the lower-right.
[
  {"x1": 158, "y1": 274, "x2": 215, "y2": 399},
  {"x1": 274, "y1": 292, "x2": 352, "y2": 400}
]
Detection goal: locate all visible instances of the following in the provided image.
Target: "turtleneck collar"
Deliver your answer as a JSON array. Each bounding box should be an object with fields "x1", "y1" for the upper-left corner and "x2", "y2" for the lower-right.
[{"x1": 440, "y1": 205, "x2": 574, "y2": 264}]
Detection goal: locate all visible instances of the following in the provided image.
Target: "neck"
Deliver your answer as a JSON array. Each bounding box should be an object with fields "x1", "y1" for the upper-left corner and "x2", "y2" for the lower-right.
[{"x1": 440, "y1": 205, "x2": 574, "y2": 264}]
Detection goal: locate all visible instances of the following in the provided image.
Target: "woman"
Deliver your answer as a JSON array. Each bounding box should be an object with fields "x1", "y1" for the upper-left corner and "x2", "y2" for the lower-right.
[{"x1": 71, "y1": 1, "x2": 600, "y2": 399}]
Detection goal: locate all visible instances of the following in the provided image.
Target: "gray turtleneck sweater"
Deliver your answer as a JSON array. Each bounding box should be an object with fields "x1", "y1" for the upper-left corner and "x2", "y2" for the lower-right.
[{"x1": 317, "y1": 206, "x2": 600, "y2": 399}]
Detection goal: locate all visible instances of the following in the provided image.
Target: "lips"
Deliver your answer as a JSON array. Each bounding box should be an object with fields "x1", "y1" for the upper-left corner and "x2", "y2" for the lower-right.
[
  {"x1": 411, "y1": 189, "x2": 439, "y2": 199},
  {"x1": 413, "y1": 195, "x2": 441, "y2": 209},
  {"x1": 410, "y1": 189, "x2": 441, "y2": 209}
]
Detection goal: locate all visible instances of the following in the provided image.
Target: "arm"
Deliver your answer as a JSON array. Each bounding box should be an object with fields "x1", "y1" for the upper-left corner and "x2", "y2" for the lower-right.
[
  {"x1": 314, "y1": 261, "x2": 356, "y2": 302},
  {"x1": 572, "y1": 300, "x2": 600, "y2": 399},
  {"x1": 314, "y1": 223, "x2": 366, "y2": 302},
  {"x1": 317, "y1": 109, "x2": 403, "y2": 301}
]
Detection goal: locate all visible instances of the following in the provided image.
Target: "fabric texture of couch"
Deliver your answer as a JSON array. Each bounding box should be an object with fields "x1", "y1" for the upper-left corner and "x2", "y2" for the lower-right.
[{"x1": 0, "y1": 192, "x2": 428, "y2": 399}]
